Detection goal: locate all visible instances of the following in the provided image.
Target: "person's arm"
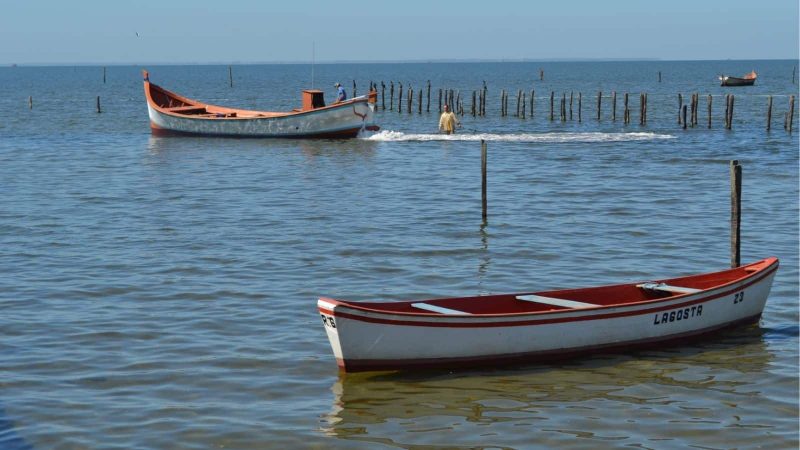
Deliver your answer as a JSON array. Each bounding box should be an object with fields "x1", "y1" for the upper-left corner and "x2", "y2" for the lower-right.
[{"x1": 438, "y1": 113, "x2": 445, "y2": 130}]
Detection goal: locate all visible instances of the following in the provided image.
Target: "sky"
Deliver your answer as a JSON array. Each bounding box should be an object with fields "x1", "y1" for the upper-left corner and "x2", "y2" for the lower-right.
[{"x1": 1, "y1": 0, "x2": 797, "y2": 65}]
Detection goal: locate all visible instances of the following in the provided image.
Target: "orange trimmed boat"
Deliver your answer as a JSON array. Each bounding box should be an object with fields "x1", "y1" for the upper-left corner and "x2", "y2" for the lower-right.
[
  {"x1": 142, "y1": 70, "x2": 379, "y2": 138},
  {"x1": 319, "y1": 257, "x2": 778, "y2": 372}
]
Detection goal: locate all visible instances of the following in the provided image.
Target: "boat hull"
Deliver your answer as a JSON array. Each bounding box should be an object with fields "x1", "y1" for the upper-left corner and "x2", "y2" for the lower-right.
[
  {"x1": 318, "y1": 258, "x2": 778, "y2": 372},
  {"x1": 720, "y1": 76, "x2": 756, "y2": 86},
  {"x1": 147, "y1": 100, "x2": 376, "y2": 138}
]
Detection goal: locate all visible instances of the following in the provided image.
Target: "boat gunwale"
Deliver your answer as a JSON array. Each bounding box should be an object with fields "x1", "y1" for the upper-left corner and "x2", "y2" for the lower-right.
[
  {"x1": 144, "y1": 76, "x2": 371, "y2": 122},
  {"x1": 318, "y1": 257, "x2": 779, "y2": 321}
]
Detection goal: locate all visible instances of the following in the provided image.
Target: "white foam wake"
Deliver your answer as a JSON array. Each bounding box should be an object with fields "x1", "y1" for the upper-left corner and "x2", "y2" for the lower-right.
[{"x1": 361, "y1": 130, "x2": 675, "y2": 143}]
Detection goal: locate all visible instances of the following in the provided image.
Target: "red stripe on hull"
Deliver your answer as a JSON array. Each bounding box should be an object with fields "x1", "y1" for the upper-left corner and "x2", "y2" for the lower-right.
[{"x1": 335, "y1": 314, "x2": 763, "y2": 372}]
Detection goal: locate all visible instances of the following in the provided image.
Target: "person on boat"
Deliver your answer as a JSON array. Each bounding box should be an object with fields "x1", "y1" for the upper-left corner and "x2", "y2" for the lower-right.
[
  {"x1": 333, "y1": 83, "x2": 347, "y2": 103},
  {"x1": 438, "y1": 104, "x2": 460, "y2": 135}
]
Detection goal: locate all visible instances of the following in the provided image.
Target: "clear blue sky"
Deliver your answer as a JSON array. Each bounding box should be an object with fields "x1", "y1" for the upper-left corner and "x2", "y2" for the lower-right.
[{"x1": 1, "y1": 0, "x2": 797, "y2": 64}]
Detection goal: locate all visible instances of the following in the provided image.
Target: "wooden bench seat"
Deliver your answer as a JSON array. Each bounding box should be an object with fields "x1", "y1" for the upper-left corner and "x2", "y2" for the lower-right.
[
  {"x1": 516, "y1": 294, "x2": 598, "y2": 309},
  {"x1": 636, "y1": 282, "x2": 701, "y2": 294},
  {"x1": 411, "y1": 303, "x2": 471, "y2": 315}
]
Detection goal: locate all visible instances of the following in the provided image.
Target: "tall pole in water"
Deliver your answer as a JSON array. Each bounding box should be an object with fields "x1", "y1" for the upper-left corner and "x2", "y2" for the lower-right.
[{"x1": 311, "y1": 41, "x2": 315, "y2": 89}]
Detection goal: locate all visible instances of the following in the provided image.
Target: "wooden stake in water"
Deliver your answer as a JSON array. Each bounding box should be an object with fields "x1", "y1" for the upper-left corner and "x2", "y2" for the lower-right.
[
  {"x1": 678, "y1": 94, "x2": 683, "y2": 125},
  {"x1": 658, "y1": 71, "x2": 662, "y2": 82},
  {"x1": 103, "y1": 66, "x2": 106, "y2": 84},
  {"x1": 229, "y1": 66, "x2": 233, "y2": 88},
  {"x1": 531, "y1": 89, "x2": 535, "y2": 118},
  {"x1": 398, "y1": 83, "x2": 403, "y2": 113},
  {"x1": 29, "y1": 96, "x2": 32, "y2": 109},
  {"x1": 682, "y1": 105, "x2": 688, "y2": 130},
  {"x1": 549, "y1": 91, "x2": 554, "y2": 121},
  {"x1": 766, "y1": 96, "x2": 773, "y2": 131},
  {"x1": 707, "y1": 94, "x2": 712, "y2": 129},
  {"x1": 596, "y1": 91, "x2": 602, "y2": 120},
  {"x1": 381, "y1": 82, "x2": 386, "y2": 110},
  {"x1": 730, "y1": 160, "x2": 742, "y2": 268},
  {"x1": 624, "y1": 93, "x2": 629, "y2": 124},
  {"x1": 578, "y1": 92, "x2": 582, "y2": 122},
  {"x1": 96, "y1": 96, "x2": 101, "y2": 113},
  {"x1": 788, "y1": 95, "x2": 795, "y2": 133},
  {"x1": 390, "y1": 82, "x2": 394, "y2": 111},
  {"x1": 481, "y1": 140, "x2": 488, "y2": 221},
  {"x1": 427, "y1": 80, "x2": 431, "y2": 113},
  {"x1": 612, "y1": 91, "x2": 617, "y2": 121}
]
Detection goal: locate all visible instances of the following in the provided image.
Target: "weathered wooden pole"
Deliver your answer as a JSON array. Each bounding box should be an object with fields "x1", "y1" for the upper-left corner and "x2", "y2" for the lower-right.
[
  {"x1": 707, "y1": 94, "x2": 712, "y2": 129},
  {"x1": 643, "y1": 93, "x2": 648, "y2": 125},
  {"x1": 727, "y1": 94, "x2": 734, "y2": 130},
  {"x1": 28, "y1": 96, "x2": 32, "y2": 109},
  {"x1": 426, "y1": 80, "x2": 431, "y2": 112},
  {"x1": 353, "y1": 80, "x2": 357, "y2": 98},
  {"x1": 398, "y1": 83, "x2": 403, "y2": 113},
  {"x1": 730, "y1": 160, "x2": 742, "y2": 268},
  {"x1": 407, "y1": 87, "x2": 413, "y2": 113},
  {"x1": 482, "y1": 82, "x2": 487, "y2": 116},
  {"x1": 690, "y1": 94, "x2": 696, "y2": 127},
  {"x1": 103, "y1": 66, "x2": 106, "y2": 84},
  {"x1": 578, "y1": 93, "x2": 582, "y2": 122},
  {"x1": 658, "y1": 71, "x2": 662, "y2": 83},
  {"x1": 228, "y1": 66, "x2": 233, "y2": 88},
  {"x1": 531, "y1": 90, "x2": 535, "y2": 118},
  {"x1": 724, "y1": 94, "x2": 730, "y2": 129},
  {"x1": 596, "y1": 91, "x2": 602, "y2": 120},
  {"x1": 611, "y1": 91, "x2": 617, "y2": 121},
  {"x1": 418, "y1": 87, "x2": 423, "y2": 114},
  {"x1": 96, "y1": 96, "x2": 101, "y2": 113},
  {"x1": 539, "y1": 69, "x2": 544, "y2": 81},
  {"x1": 521, "y1": 92, "x2": 526, "y2": 119},
  {"x1": 561, "y1": 94, "x2": 566, "y2": 121},
  {"x1": 549, "y1": 91, "x2": 554, "y2": 121},
  {"x1": 678, "y1": 93, "x2": 683, "y2": 125},
  {"x1": 481, "y1": 140, "x2": 488, "y2": 221},
  {"x1": 516, "y1": 90, "x2": 521, "y2": 117},
  {"x1": 682, "y1": 105, "x2": 688, "y2": 130},
  {"x1": 500, "y1": 89, "x2": 505, "y2": 116},
  {"x1": 438, "y1": 88, "x2": 443, "y2": 113},
  {"x1": 471, "y1": 91, "x2": 476, "y2": 117},
  {"x1": 766, "y1": 96, "x2": 773, "y2": 131},
  {"x1": 788, "y1": 95, "x2": 795, "y2": 133},
  {"x1": 381, "y1": 82, "x2": 386, "y2": 110},
  {"x1": 623, "y1": 93, "x2": 629, "y2": 124}
]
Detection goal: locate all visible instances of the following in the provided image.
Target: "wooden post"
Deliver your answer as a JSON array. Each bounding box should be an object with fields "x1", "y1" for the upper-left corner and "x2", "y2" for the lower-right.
[
  {"x1": 578, "y1": 93, "x2": 582, "y2": 122},
  {"x1": 516, "y1": 90, "x2": 522, "y2": 117},
  {"x1": 640, "y1": 94, "x2": 645, "y2": 126},
  {"x1": 539, "y1": 69, "x2": 544, "y2": 81},
  {"x1": 353, "y1": 80, "x2": 357, "y2": 98},
  {"x1": 481, "y1": 140, "x2": 488, "y2": 221},
  {"x1": 690, "y1": 94, "x2": 696, "y2": 127},
  {"x1": 793, "y1": 66, "x2": 797, "y2": 85},
  {"x1": 438, "y1": 88, "x2": 442, "y2": 113},
  {"x1": 678, "y1": 93, "x2": 683, "y2": 125},
  {"x1": 727, "y1": 94, "x2": 734, "y2": 130},
  {"x1": 389, "y1": 82, "x2": 394, "y2": 110},
  {"x1": 643, "y1": 93, "x2": 648, "y2": 125},
  {"x1": 103, "y1": 66, "x2": 106, "y2": 84},
  {"x1": 407, "y1": 87, "x2": 413, "y2": 113},
  {"x1": 381, "y1": 82, "x2": 386, "y2": 110},
  {"x1": 398, "y1": 83, "x2": 403, "y2": 113},
  {"x1": 531, "y1": 90, "x2": 535, "y2": 118},
  {"x1": 623, "y1": 93, "x2": 629, "y2": 124},
  {"x1": 707, "y1": 94, "x2": 712, "y2": 129},
  {"x1": 788, "y1": 95, "x2": 795, "y2": 133},
  {"x1": 596, "y1": 91, "x2": 602, "y2": 120},
  {"x1": 419, "y1": 87, "x2": 423, "y2": 114},
  {"x1": 611, "y1": 91, "x2": 617, "y2": 121},
  {"x1": 96, "y1": 96, "x2": 101, "y2": 113},
  {"x1": 472, "y1": 91, "x2": 476, "y2": 117},
  {"x1": 482, "y1": 82, "x2": 487, "y2": 116},
  {"x1": 730, "y1": 160, "x2": 741, "y2": 268},
  {"x1": 766, "y1": 96, "x2": 773, "y2": 131},
  {"x1": 521, "y1": 92, "x2": 526, "y2": 119},
  {"x1": 682, "y1": 105, "x2": 687, "y2": 130},
  {"x1": 549, "y1": 91, "x2": 554, "y2": 121},
  {"x1": 427, "y1": 80, "x2": 431, "y2": 112},
  {"x1": 658, "y1": 71, "x2": 661, "y2": 83},
  {"x1": 28, "y1": 96, "x2": 32, "y2": 109},
  {"x1": 229, "y1": 66, "x2": 233, "y2": 88}
]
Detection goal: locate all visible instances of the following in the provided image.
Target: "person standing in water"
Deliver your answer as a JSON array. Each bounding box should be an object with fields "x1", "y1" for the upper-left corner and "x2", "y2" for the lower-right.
[{"x1": 438, "y1": 104, "x2": 460, "y2": 134}]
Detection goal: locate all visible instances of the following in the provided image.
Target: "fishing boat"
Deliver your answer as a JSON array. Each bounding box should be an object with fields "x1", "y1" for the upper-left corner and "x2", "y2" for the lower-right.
[
  {"x1": 719, "y1": 71, "x2": 757, "y2": 86},
  {"x1": 318, "y1": 257, "x2": 778, "y2": 372},
  {"x1": 142, "y1": 71, "x2": 379, "y2": 138}
]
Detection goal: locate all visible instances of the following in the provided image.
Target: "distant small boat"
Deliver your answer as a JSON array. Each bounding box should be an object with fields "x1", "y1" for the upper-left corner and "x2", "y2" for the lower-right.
[
  {"x1": 142, "y1": 70, "x2": 379, "y2": 138},
  {"x1": 318, "y1": 257, "x2": 778, "y2": 372},
  {"x1": 719, "y1": 71, "x2": 757, "y2": 86}
]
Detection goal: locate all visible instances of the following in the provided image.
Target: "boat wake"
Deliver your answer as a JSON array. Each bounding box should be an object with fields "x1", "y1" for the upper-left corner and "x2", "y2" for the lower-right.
[{"x1": 361, "y1": 130, "x2": 675, "y2": 143}]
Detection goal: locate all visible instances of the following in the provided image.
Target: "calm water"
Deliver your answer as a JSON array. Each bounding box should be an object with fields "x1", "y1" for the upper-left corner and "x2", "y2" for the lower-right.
[{"x1": 0, "y1": 60, "x2": 798, "y2": 449}]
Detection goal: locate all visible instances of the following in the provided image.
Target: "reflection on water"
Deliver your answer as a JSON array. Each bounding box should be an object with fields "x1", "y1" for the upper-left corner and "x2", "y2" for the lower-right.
[
  {"x1": 322, "y1": 327, "x2": 783, "y2": 448},
  {"x1": 146, "y1": 135, "x2": 379, "y2": 159}
]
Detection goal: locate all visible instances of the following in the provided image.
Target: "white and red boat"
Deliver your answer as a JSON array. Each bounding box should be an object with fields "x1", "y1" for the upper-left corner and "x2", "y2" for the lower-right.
[
  {"x1": 142, "y1": 70, "x2": 378, "y2": 138},
  {"x1": 318, "y1": 257, "x2": 778, "y2": 372},
  {"x1": 719, "y1": 70, "x2": 757, "y2": 86}
]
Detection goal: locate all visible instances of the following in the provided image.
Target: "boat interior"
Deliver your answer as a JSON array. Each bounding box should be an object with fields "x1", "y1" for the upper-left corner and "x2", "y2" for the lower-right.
[{"x1": 332, "y1": 259, "x2": 774, "y2": 316}]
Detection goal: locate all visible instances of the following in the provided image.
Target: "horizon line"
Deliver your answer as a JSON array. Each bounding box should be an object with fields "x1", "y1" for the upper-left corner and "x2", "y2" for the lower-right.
[{"x1": 4, "y1": 57, "x2": 798, "y2": 68}]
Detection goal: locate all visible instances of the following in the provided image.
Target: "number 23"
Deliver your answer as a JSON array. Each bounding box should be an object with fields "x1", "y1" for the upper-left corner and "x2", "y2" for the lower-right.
[{"x1": 733, "y1": 292, "x2": 745, "y2": 304}]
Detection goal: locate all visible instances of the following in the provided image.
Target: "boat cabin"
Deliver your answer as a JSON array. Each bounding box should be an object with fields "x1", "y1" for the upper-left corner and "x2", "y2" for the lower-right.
[{"x1": 302, "y1": 90, "x2": 326, "y2": 111}]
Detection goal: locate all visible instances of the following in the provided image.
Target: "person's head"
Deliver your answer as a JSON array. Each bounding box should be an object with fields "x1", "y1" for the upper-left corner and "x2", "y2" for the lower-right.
[
  {"x1": 443, "y1": 104, "x2": 449, "y2": 112},
  {"x1": 334, "y1": 83, "x2": 341, "y2": 88}
]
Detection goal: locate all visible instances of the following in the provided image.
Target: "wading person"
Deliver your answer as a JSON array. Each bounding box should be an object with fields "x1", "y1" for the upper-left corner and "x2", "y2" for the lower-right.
[{"x1": 438, "y1": 104, "x2": 460, "y2": 134}]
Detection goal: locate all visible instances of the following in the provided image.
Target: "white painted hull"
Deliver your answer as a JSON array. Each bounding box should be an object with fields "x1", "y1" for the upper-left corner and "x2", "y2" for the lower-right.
[
  {"x1": 148, "y1": 98, "x2": 376, "y2": 138},
  {"x1": 318, "y1": 259, "x2": 777, "y2": 372}
]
